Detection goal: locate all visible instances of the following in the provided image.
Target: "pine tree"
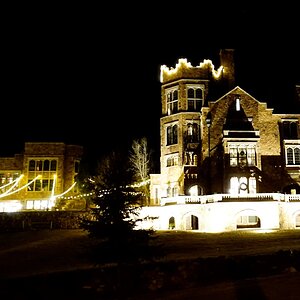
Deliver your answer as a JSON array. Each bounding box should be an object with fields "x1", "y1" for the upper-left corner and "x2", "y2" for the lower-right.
[{"x1": 80, "y1": 150, "x2": 162, "y2": 265}]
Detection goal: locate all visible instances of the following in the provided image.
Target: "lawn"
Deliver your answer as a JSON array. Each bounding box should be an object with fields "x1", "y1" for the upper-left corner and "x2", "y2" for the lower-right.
[
  {"x1": 154, "y1": 229, "x2": 300, "y2": 260},
  {"x1": 1, "y1": 229, "x2": 300, "y2": 299}
]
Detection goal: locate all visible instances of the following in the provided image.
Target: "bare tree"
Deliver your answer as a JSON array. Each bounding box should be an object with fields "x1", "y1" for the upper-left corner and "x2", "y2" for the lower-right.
[{"x1": 129, "y1": 137, "x2": 151, "y2": 205}]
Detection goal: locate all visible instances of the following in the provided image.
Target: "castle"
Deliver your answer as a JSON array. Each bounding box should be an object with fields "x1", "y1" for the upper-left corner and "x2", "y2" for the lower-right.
[
  {"x1": 139, "y1": 49, "x2": 300, "y2": 232},
  {"x1": 1, "y1": 49, "x2": 300, "y2": 232}
]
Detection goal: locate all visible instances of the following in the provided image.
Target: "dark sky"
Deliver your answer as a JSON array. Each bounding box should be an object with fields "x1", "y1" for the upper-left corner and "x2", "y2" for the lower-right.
[{"x1": 2, "y1": 4, "x2": 299, "y2": 164}]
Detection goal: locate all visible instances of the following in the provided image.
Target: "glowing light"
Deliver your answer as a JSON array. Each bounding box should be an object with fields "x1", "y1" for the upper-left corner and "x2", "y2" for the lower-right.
[
  {"x1": 0, "y1": 175, "x2": 41, "y2": 198},
  {"x1": 51, "y1": 174, "x2": 57, "y2": 197},
  {"x1": 129, "y1": 179, "x2": 150, "y2": 188},
  {"x1": 160, "y1": 58, "x2": 224, "y2": 82},
  {"x1": 0, "y1": 175, "x2": 24, "y2": 196},
  {"x1": 249, "y1": 229, "x2": 278, "y2": 234},
  {"x1": 0, "y1": 175, "x2": 23, "y2": 190},
  {"x1": 52, "y1": 182, "x2": 76, "y2": 198},
  {"x1": 0, "y1": 200, "x2": 23, "y2": 212},
  {"x1": 236, "y1": 98, "x2": 240, "y2": 111}
]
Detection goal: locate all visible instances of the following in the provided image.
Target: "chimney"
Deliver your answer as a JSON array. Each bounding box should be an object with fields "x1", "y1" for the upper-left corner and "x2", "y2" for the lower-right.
[{"x1": 219, "y1": 49, "x2": 235, "y2": 89}]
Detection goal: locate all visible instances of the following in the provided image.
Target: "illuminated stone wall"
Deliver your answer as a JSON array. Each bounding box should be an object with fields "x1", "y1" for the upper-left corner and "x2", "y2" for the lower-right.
[
  {"x1": 138, "y1": 201, "x2": 300, "y2": 232},
  {"x1": 151, "y1": 50, "x2": 300, "y2": 206}
]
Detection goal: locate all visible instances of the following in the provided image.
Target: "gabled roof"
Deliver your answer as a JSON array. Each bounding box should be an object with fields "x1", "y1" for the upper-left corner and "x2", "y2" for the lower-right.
[
  {"x1": 210, "y1": 86, "x2": 272, "y2": 112},
  {"x1": 222, "y1": 98, "x2": 258, "y2": 139}
]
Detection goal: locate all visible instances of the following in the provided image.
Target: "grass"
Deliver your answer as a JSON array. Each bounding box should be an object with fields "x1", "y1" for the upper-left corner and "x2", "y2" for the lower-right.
[{"x1": 153, "y1": 229, "x2": 300, "y2": 260}]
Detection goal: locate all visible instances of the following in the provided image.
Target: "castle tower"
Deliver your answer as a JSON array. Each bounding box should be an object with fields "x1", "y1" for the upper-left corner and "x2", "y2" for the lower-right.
[{"x1": 150, "y1": 50, "x2": 235, "y2": 205}]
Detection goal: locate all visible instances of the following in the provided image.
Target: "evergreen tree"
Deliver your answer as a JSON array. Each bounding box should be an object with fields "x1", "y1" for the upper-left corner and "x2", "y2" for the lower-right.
[{"x1": 80, "y1": 150, "x2": 163, "y2": 264}]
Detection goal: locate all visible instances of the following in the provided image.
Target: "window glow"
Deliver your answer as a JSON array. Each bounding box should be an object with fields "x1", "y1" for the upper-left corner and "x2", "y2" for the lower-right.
[
  {"x1": 0, "y1": 200, "x2": 22, "y2": 212},
  {"x1": 236, "y1": 98, "x2": 240, "y2": 111},
  {"x1": 189, "y1": 185, "x2": 198, "y2": 196}
]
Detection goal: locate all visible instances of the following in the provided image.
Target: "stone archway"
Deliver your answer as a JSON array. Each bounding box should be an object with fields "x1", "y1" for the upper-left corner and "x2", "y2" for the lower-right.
[
  {"x1": 295, "y1": 212, "x2": 300, "y2": 228},
  {"x1": 168, "y1": 216, "x2": 175, "y2": 229}
]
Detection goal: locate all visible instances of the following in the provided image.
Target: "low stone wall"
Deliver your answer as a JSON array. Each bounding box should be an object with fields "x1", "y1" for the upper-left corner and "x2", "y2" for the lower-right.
[{"x1": 0, "y1": 211, "x2": 91, "y2": 231}]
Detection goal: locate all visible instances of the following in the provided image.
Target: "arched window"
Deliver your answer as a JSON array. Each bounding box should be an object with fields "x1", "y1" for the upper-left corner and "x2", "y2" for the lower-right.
[
  {"x1": 169, "y1": 217, "x2": 175, "y2": 229},
  {"x1": 166, "y1": 89, "x2": 178, "y2": 115},
  {"x1": 186, "y1": 123, "x2": 199, "y2": 143},
  {"x1": 295, "y1": 148, "x2": 300, "y2": 164},
  {"x1": 187, "y1": 87, "x2": 203, "y2": 111},
  {"x1": 286, "y1": 147, "x2": 300, "y2": 165},
  {"x1": 229, "y1": 176, "x2": 257, "y2": 194},
  {"x1": 167, "y1": 124, "x2": 178, "y2": 145}
]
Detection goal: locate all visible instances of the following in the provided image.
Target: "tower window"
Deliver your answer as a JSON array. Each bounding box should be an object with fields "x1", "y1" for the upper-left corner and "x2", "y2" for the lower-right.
[
  {"x1": 166, "y1": 89, "x2": 178, "y2": 115},
  {"x1": 187, "y1": 87, "x2": 203, "y2": 111},
  {"x1": 166, "y1": 124, "x2": 178, "y2": 145},
  {"x1": 186, "y1": 123, "x2": 199, "y2": 143}
]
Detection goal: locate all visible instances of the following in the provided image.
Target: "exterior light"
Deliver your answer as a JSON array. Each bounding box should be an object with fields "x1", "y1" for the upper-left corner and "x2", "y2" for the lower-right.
[{"x1": 206, "y1": 112, "x2": 212, "y2": 128}]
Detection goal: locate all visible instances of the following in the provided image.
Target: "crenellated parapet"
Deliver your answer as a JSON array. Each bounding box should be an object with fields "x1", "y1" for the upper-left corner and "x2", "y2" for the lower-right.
[{"x1": 160, "y1": 58, "x2": 224, "y2": 84}]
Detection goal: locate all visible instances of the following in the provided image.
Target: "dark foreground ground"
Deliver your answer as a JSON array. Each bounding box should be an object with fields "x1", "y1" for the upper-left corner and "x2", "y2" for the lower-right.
[{"x1": 1, "y1": 229, "x2": 300, "y2": 299}]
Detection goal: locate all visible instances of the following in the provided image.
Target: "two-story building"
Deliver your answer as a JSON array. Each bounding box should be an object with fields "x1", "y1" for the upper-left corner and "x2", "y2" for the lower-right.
[{"x1": 0, "y1": 142, "x2": 84, "y2": 212}]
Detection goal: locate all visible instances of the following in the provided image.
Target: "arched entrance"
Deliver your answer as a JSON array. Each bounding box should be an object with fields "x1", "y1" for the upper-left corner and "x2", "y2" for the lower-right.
[
  {"x1": 191, "y1": 215, "x2": 199, "y2": 230},
  {"x1": 295, "y1": 212, "x2": 300, "y2": 228},
  {"x1": 168, "y1": 216, "x2": 175, "y2": 229}
]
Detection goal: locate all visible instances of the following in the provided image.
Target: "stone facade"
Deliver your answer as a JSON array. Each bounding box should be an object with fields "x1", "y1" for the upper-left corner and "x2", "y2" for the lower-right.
[
  {"x1": 150, "y1": 49, "x2": 300, "y2": 205},
  {"x1": 0, "y1": 142, "x2": 84, "y2": 211},
  {"x1": 147, "y1": 49, "x2": 300, "y2": 232}
]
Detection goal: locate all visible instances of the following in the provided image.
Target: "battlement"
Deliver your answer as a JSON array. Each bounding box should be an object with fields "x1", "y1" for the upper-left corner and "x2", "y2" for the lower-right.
[{"x1": 160, "y1": 58, "x2": 224, "y2": 84}]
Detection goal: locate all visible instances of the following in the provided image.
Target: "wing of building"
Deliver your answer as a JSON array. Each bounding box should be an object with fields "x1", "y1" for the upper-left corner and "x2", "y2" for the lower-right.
[
  {"x1": 0, "y1": 142, "x2": 84, "y2": 212},
  {"x1": 143, "y1": 49, "x2": 300, "y2": 232}
]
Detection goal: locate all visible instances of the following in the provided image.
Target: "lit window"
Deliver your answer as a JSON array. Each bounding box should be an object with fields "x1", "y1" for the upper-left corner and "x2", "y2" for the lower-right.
[
  {"x1": 229, "y1": 176, "x2": 257, "y2": 194},
  {"x1": 236, "y1": 98, "x2": 240, "y2": 111},
  {"x1": 189, "y1": 185, "x2": 198, "y2": 196},
  {"x1": 166, "y1": 89, "x2": 178, "y2": 115},
  {"x1": 229, "y1": 144, "x2": 257, "y2": 167},
  {"x1": 166, "y1": 155, "x2": 178, "y2": 167},
  {"x1": 186, "y1": 123, "x2": 199, "y2": 143},
  {"x1": 27, "y1": 159, "x2": 57, "y2": 192}
]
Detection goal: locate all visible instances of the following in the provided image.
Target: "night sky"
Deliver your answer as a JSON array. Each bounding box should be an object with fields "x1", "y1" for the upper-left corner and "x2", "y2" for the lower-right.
[{"x1": 2, "y1": 4, "x2": 299, "y2": 168}]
